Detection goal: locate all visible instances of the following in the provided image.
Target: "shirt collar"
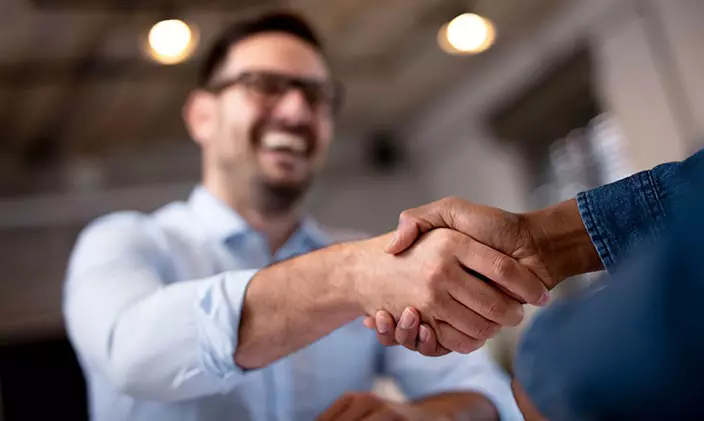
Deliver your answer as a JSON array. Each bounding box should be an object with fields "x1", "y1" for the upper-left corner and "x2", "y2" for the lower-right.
[{"x1": 188, "y1": 185, "x2": 331, "y2": 248}]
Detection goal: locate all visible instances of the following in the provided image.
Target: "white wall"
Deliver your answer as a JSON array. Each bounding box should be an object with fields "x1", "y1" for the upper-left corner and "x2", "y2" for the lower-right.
[
  {"x1": 654, "y1": 0, "x2": 704, "y2": 149},
  {"x1": 591, "y1": 0, "x2": 704, "y2": 170}
]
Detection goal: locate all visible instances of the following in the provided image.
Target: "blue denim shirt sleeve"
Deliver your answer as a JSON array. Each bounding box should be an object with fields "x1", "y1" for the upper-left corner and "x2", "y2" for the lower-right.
[
  {"x1": 577, "y1": 148, "x2": 704, "y2": 270},
  {"x1": 514, "y1": 148, "x2": 704, "y2": 420}
]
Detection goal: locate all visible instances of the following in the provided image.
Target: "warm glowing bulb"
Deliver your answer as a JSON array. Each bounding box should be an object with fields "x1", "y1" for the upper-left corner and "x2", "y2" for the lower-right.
[
  {"x1": 147, "y1": 19, "x2": 195, "y2": 65},
  {"x1": 441, "y1": 13, "x2": 496, "y2": 55}
]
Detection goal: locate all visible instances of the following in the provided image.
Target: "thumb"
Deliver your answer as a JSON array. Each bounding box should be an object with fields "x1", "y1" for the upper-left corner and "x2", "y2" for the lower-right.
[{"x1": 385, "y1": 217, "x2": 421, "y2": 254}]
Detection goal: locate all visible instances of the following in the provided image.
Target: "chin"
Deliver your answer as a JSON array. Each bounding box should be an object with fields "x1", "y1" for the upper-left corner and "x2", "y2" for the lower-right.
[
  {"x1": 263, "y1": 171, "x2": 310, "y2": 187},
  {"x1": 259, "y1": 173, "x2": 310, "y2": 190}
]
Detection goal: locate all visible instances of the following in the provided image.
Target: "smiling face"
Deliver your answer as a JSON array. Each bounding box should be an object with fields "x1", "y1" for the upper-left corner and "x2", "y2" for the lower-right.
[{"x1": 185, "y1": 31, "x2": 335, "y2": 209}]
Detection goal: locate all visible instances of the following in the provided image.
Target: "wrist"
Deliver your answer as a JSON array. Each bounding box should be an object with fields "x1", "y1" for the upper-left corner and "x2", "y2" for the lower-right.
[
  {"x1": 318, "y1": 236, "x2": 387, "y2": 316},
  {"x1": 523, "y1": 198, "x2": 603, "y2": 287},
  {"x1": 338, "y1": 233, "x2": 395, "y2": 314}
]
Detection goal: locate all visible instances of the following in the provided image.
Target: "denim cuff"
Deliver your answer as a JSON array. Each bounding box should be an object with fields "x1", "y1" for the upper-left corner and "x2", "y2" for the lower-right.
[{"x1": 576, "y1": 170, "x2": 665, "y2": 271}]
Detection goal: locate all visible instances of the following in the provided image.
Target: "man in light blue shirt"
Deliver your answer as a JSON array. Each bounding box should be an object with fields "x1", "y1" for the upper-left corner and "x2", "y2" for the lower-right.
[{"x1": 64, "y1": 12, "x2": 532, "y2": 421}]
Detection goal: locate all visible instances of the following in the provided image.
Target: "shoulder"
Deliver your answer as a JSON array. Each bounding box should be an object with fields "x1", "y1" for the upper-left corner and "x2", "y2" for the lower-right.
[
  {"x1": 74, "y1": 211, "x2": 163, "y2": 256},
  {"x1": 76, "y1": 198, "x2": 190, "y2": 251},
  {"x1": 80, "y1": 211, "x2": 154, "y2": 239}
]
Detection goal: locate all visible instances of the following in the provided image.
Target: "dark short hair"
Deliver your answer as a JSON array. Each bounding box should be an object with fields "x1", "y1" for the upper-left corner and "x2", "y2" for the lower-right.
[{"x1": 198, "y1": 11, "x2": 325, "y2": 87}]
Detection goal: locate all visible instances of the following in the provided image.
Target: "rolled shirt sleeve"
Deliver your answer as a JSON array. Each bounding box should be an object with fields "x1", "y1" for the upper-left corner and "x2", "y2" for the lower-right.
[
  {"x1": 382, "y1": 345, "x2": 523, "y2": 420},
  {"x1": 64, "y1": 212, "x2": 259, "y2": 401},
  {"x1": 195, "y1": 268, "x2": 258, "y2": 380},
  {"x1": 577, "y1": 148, "x2": 704, "y2": 271}
]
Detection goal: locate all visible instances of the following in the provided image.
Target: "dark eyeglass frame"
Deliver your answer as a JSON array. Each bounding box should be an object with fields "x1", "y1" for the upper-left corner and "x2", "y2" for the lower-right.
[{"x1": 203, "y1": 70, "x2": 344, "y2": 114}]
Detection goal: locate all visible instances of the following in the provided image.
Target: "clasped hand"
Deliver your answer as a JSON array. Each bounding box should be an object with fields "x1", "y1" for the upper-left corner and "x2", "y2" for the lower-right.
[{"x1": 362, "y1": 197, "x2": 560, "y2": 356}]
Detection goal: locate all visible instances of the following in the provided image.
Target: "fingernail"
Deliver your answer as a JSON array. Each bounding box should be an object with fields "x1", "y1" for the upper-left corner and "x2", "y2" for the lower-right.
[
  {"x1": 376, "y1": 314, "x2": 390, "y2": 334},
  {"x1": 399, "y1": 309, "x2": 416, "y2": 329},
  {"x1": 537, "y1": 292, "x2": 551, "y2": 307},
  {"x1": 419, "y1": 326, "x2": 430, "y2": 343}
]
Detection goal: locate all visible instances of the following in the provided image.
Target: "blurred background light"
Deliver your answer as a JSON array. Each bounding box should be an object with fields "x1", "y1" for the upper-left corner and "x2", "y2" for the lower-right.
[
  {"x1": 147, "y1": 19, "x2": 197, "y2": 65},
  {"x1": 438, "y1": 13, "x2": 496, "y2": 55}
]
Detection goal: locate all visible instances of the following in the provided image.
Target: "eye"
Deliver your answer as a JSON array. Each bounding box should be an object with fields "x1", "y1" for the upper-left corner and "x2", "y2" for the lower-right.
[{"x1": 246, "y1": 74, "x2": 287, "y2": 97}]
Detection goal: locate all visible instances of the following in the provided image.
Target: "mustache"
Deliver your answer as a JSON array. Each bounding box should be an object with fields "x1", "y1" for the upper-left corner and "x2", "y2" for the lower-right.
[{"x1": 251, "y1": 119, "x2": 317, "y2": 155}]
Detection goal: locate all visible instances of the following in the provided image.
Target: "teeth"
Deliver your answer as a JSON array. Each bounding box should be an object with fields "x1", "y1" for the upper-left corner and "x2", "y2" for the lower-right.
[{"x1": 261, "y1": 133, "x2": 307, "y2": 153}]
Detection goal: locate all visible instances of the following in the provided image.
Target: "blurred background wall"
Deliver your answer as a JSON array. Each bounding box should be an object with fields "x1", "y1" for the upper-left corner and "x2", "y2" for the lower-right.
[{"x1": 1, "y1": 0, "x2": 703, "y2": 419}]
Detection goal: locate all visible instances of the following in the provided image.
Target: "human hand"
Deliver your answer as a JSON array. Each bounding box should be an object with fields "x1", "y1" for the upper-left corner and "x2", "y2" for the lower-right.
[
  {"x1": 352, "y1": 228, "x2": 547, "y2": 354},
  {"x1": 363, "y1": 197, "x2": 602, "y2": 355},
  {"x1": 317, "y1": 392, "x2": 434, "y2": 421},
  {"x1": 362, "y1": 307, "x2": 450, "y2": 356},
  {"x1": 386, "y1": 196, "x2": 600, "y2": 291}
]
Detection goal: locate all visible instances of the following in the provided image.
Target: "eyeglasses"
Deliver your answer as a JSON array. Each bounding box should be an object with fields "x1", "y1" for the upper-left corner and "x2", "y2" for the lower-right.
[{"x1": 205, "y1": 71, "x2": 343, "y2": 114}]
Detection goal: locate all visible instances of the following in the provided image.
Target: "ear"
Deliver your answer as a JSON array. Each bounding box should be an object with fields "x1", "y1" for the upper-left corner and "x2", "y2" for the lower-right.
[{"x1": 183, "y1": 90, "x2": 217, "y2": 147}]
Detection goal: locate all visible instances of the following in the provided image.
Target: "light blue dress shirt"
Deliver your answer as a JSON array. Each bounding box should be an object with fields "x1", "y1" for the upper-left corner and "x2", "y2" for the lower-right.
[{"x1": 64, "y1": 186, "x2": 522, "y2": 421}]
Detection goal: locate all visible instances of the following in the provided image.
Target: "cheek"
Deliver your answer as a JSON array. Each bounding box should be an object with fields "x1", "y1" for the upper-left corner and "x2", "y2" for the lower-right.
[{"x1": 218, "y1": 96, "x2": 259, "y2": 154}]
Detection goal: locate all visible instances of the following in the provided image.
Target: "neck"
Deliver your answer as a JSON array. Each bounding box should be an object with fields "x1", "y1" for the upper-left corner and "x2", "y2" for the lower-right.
[{"x1": 204, "y1": 174, "x2": 302, "y2": 254}]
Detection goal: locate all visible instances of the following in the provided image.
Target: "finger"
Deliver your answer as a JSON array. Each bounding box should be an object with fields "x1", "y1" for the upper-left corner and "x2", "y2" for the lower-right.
[
  {"x1": 395, "y1": 307, "x2": 420, "y2": 351},
  {"x1": 417, "y1": 324, "x2": 450, "y2": 357},
  {"x1": 317, "y1": 394, "x2": 353, "y2": 421},
  {"x1": 438, "y1": 296, "x2": 500, "y2": 343},
  {"x1": 338, "y1": 403, "x2": 376, "y2": 421},
  {"x1": 319, "y1": 394, "x2": 378, "y2": 421},
  {"x1": 386, "y1": 201, "x2": 454, "y2": 255},
  {"x1": 386, "y1": 217, "x2": 421, "y2": 255},
  {"x1": 360, "y1": 408, "x2": 403, "y2": 421},
  {"x1": 375, "y1": 311, "x2": 399, "y2": 347},
  {"x1": 363, "y1": 317, "x2": 375, "y2": 329},
  {"x1": 435, "y1": 320, "x2": 486, "y2": 354},
  {"x1": 454, "y1": 235, "x2": 548, "y2": 306},
  {"x1": 448, "y1": 270, "x2": 524, "y2": 327},
  {"x1": 387, "y1": 197, "x2": 478, "y2": 255}
]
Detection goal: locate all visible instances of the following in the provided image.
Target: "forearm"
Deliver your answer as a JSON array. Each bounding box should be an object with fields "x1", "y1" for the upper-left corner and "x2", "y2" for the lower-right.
[
  {"x1": 234, "y1": 238, "x2": 382, "y2": 369},
  {"x1": 524, "y1": 198, "x2": 603, "y2": 287},
  {"x1": 411, "y1": 392, "x2": 499, "y2": 421}
]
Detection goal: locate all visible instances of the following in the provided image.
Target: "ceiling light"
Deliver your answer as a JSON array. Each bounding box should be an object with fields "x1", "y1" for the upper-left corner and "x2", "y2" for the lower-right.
[
  {"x1": 438, "y1": 13, "x2": 496, "y2": 55},
  {"x1": 146, "y1": 19, "x2": 197, "y2": 65}
]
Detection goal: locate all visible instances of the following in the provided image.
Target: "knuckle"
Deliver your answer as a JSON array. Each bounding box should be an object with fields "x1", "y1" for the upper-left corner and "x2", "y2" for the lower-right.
[
  {"x1": 486, "y1": 299, "x2": 508, "y2": 321},
  {"x1": 426, "y1": 261, "x2": 451, "y2": 285},
  {"x1": 473, "y1": 320, "x2": 499, "y2": 341},
  {"x1": 398, "y1": 209, "x2": 414, "y2": 221},
  {"x1": 443, "y1": 196, "x2": 461, "y2": 206},
  {"x1": 493, "y1": 255, "x2": 516, "y2": 279}
]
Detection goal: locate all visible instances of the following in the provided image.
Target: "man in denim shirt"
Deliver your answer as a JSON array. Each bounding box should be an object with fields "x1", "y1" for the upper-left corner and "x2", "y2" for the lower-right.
[{"x1": 368, "y1": 149, "x2": 704, "y2": 419}]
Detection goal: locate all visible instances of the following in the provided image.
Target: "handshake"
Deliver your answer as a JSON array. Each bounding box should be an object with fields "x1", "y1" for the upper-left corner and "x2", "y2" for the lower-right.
[{"x1": 350, "y1": 196, "x2": 601, "y2": 356}]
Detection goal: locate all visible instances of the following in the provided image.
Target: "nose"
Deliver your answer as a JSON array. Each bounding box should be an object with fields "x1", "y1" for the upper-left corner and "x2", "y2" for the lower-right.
[{"x1": 271, "y1": 88, "x2": 314, "y2": 126}]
